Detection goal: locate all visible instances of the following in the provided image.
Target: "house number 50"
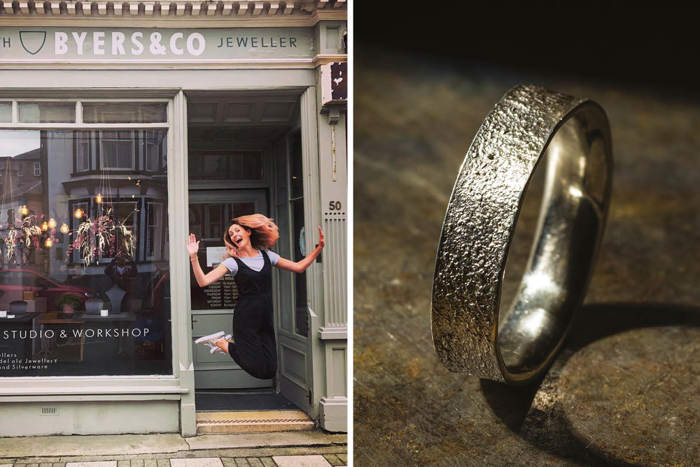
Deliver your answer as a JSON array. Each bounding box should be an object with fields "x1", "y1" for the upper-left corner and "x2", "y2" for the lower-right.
[{"x1": 328, "y1": 201, "x2": 342, "y2": 211}]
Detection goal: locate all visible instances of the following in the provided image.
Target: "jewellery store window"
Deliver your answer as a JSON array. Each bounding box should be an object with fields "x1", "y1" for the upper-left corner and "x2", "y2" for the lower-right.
[{"x1": 0, "y1": 100, "x2": 172, "y2": 377}]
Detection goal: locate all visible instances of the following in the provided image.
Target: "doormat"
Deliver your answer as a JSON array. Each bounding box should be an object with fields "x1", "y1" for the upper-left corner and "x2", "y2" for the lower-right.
[{"x1": 195, "y1": 390, "x2": 299, "y2": 411}]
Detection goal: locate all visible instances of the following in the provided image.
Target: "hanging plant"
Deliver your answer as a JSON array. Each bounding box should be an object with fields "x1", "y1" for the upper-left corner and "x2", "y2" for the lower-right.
[
  {"x1": 4, "y1": 214, "x2": 43, "y2": 262},
  {"x1": 68, "y1": 208, "x2": 136, "y2": 267}
]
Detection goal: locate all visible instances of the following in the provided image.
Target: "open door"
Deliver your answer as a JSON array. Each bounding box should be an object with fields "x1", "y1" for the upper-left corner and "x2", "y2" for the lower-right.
[
  {"x1": 186, "y1": 90, "x2": 314, "y2": 412},
  {"x1": 273, "y1": 130, "x2": 314, "y2": 413}
]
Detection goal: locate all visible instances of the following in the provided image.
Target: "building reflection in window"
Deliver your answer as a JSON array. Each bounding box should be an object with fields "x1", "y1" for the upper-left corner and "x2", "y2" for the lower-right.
[{"x1": 0, "y1": 128, "x2": 171, "y2": 377}]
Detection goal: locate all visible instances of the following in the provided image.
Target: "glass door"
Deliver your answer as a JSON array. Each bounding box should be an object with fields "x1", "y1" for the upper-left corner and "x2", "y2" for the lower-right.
[
  {"x1": 188, "y1": 189, "x2": 269, "y2": 389},
  {"x1": 275, "y1": 130, "x2": 314, "y2": 412}
]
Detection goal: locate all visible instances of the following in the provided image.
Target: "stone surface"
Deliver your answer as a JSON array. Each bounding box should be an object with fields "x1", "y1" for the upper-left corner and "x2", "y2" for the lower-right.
[
  {"x1": 0, "y1": 435, "x2": 188, "y2": 458},
  {"x1": 0, "y1": 432, "x2": 345, "y2": 460},
  {"x1": 184, "y1": 432, "x2": 346, "y2": 451},
  {"x1": 354, "y1": 47, "x2": 700, "y2": 465},
  {"x1": 169, "y1": 459, "x2": 223, "y2": 467},
  {"x1": 271, "y1": 455, "x2": 331, "y2": 467}
]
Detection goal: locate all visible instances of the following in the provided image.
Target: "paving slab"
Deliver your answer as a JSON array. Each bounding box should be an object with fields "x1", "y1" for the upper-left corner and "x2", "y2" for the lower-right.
[
  {"x1": 0, "y1": 435, "x2": 188, "y2": 459},
  {"x1": 185, "y1": 433, "x2": 346, "y2": 451},
  {"x1": 170, "y1": 459, "x2": 223, "y2": 467},
  {"x1": 271, "y1": 456, "x2": 331, "y2": 467}
]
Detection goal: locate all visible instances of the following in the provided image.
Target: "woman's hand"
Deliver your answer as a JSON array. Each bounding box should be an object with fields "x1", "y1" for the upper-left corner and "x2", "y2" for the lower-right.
[
  {"x1": 186, "y1": 233, "x2": 200, "y2": 257},
  {"x1": 317, "y1": 226, "x2": 325, "y2": 249}
]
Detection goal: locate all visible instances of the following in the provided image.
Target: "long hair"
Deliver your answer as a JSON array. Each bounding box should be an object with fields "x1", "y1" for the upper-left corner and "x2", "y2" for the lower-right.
[{"x1": 223, "y1": 214, "x2": 280, "y2": 252}]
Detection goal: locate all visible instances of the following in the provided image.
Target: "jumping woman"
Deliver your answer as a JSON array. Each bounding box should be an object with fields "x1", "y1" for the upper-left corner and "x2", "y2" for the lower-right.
[{"x1": 186, "y1": 214, "x2": 325, "y2": 380}]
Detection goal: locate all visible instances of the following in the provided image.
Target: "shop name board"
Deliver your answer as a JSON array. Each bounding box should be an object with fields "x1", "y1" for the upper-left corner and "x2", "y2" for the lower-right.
[{"x1": 0, "y1": 27, "x2": 313, "y2": 61}]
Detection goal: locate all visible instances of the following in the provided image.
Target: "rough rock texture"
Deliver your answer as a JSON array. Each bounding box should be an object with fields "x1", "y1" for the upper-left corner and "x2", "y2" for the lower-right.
[{"x1": 354, "y1": 47, "x2": 700, "y2": 466}]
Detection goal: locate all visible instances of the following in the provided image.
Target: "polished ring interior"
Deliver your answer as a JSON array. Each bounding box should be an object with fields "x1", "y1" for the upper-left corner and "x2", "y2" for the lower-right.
[{"x1": 431, "y1": 84, "x2": 613, "y2": 384}]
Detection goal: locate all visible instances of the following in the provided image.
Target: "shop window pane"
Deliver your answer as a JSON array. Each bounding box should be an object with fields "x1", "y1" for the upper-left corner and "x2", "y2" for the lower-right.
[
  {"x1": 143, "y1": 130, "x2": 165, "y2": 171},
  {"x1": 232, "y1": 202, "x2": 255, "y2": 218},
  {"x1": 0, "y1": 102, "x2": 11, "y2": 122},
  {"x1": 0, "y1": 129, "x2": 171, "y2": 377},
  {"x1": 147, "y1": 202, "x2": 163, "y2": 259},
  {"x1": 18, "y1": 102, "x2": 75, "y2": 123},
  {"x1": 188, "y1": 151, "x2": 263, "y2": 180},
  {"x1": 207, "y1": 205, "x2": 223, "y2": 240},
  {"x1": 101, "y1": 130, "x2": 134, "y2": 169},
  {"x1": 83, "y1": 102, "x2": 167, "y2": 123},
  {"x1": 188, "y1": 201, "x2": 238, "y2": 311},
  {"x1": 74, "y1": 132, "x2": 92, "y2": 172},
  {"x1": 289, "y1": 132, "x2": 308, "y2": 337}
]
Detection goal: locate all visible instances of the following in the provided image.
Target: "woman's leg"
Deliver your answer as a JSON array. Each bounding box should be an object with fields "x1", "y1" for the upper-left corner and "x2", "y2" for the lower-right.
[
  {"x1": 224, "y1": 307, "x2": 275, "y2": 379},
  {"x1": 226, "y1": 329, "x2": 275, "y2": 379},
  {"x1": 259, "y1": 327, "x2": 277, "y2": 376}
]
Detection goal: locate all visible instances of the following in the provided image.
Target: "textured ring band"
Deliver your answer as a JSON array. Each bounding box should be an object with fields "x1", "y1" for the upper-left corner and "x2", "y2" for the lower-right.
[{"x1": 431, "y1": 84, "x2": 613, "y2": 384}]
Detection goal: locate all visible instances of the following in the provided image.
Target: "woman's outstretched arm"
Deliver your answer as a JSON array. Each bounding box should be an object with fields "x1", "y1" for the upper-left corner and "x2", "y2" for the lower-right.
[
  {"x1": 187, "y1": 233, "x2": 229, "y2": 287},
  {"x1": 275, "y1": 226, "x2": 325, "y2": 274}
]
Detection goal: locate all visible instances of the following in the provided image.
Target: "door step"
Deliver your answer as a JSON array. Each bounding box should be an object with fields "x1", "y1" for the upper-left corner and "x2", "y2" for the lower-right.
[{"x1": 196, "y1": 410, "x2": 314, "y2": 434}]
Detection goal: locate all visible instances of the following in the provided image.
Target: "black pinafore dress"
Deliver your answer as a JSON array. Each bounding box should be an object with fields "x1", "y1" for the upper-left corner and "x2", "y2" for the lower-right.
[{"x1": 227, "y1": 250, "x2": 277, "y2": 379}]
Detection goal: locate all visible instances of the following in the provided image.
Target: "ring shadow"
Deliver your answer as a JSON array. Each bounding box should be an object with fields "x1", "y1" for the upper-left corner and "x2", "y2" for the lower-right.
[{"x1": 480, "y1": 303, "x2": 700, "y2": 466}]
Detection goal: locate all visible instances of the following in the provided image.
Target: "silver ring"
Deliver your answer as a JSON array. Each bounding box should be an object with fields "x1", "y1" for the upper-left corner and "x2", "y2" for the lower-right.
[{"x1": 431, "y1": 84, "x2": 613, "y2": 384}]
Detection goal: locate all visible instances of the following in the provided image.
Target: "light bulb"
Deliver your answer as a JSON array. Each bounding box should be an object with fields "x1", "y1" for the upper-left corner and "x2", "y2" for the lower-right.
[
  {"x1": 41, "y1": 221, "x2": 48, "y2": 232},
  {"x1": 19, "y1": 205, "x2": 28, "y2": 216},
  {"x1": 60, "y1": 223, "x2": 69, "y2": 235},
  {"x1": 44, "y1": 238, "x2": 53, "y2": 248},
  {"x1": 74, "y1": 208, "x2": 84, "y2": 219},
  {"x1": 95, "y1": 193, "x2": 103, "y2": 204},
  {"x1": 48, "y1": 218, "x2": 57, "y2": 229}
]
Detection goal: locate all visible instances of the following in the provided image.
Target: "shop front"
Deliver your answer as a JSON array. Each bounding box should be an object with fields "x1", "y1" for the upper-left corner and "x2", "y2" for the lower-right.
[{"x1": 0, "y1": 0, "x2": 347, "y2": 436}]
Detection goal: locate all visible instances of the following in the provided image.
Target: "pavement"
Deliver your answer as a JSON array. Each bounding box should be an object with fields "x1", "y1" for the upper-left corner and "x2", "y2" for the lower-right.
[{"x1": 0, "y1": 431, "x2": 347, "y2": 467}]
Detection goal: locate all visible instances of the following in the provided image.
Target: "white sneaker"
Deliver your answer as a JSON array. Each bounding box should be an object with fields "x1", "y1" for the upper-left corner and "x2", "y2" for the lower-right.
[
  {"x1": 206, "y1": 334, "x2": 232, "y2": 354},
  {"x1": 194, "y1": 331, "x2": 225, "y2": 345}
]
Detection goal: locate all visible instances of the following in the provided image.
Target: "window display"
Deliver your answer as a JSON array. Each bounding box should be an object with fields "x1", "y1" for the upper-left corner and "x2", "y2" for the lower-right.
[{"x1": 0, "y1": 103, "x2": 171, "y2": 376}]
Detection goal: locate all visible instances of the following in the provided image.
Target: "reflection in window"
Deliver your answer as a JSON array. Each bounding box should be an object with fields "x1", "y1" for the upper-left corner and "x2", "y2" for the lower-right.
[
  {"x1": 100, "y1": 130, "x2": 135, "y2": 170},
  {"x1": 18, "y1": 102, "x2": 75, "y2": 123},
  {"x1": 0, "y1": 102, "x2": 10, "y2": 123},
  {"x1": 189, "y1": 151, "x2": 263, "y2": 180},
  {"x1": 143, "y1": 130, "x2": 164, "y2": 172},
  {"x1": 290, "y1": 132, "x2": 308, "y2": 337},
  {"x1": 74, "y1": 132, "x2": 92, "y2": 172},
  {"x1": 73, "y1": 130, "x2": 166, "y2": 174},
  {"x1": 146, "y1": 201, "x2": 164, "y2": 260},
  {"x1": 0, "y1": 129, "x2": 171, "y2": 377},
  {"x1": 82, "y1": 102, "x2": 167, "y2": 124}
]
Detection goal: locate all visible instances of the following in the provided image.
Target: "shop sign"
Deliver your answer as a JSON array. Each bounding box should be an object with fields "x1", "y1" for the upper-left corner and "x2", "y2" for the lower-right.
[{"x1": 0, "y1": 27, "x2": 313, "y2": 61}]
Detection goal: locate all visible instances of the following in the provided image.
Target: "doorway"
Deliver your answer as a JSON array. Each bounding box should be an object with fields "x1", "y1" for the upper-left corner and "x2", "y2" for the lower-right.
[{"x1": 186, "y1": 91, "x2": 313, "y2": 415}]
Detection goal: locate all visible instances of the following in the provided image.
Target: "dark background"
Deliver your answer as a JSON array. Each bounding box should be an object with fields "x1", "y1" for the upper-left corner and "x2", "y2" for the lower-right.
[{"x1": 356, "y1": 5, "x2": 700, "y2": 96}]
